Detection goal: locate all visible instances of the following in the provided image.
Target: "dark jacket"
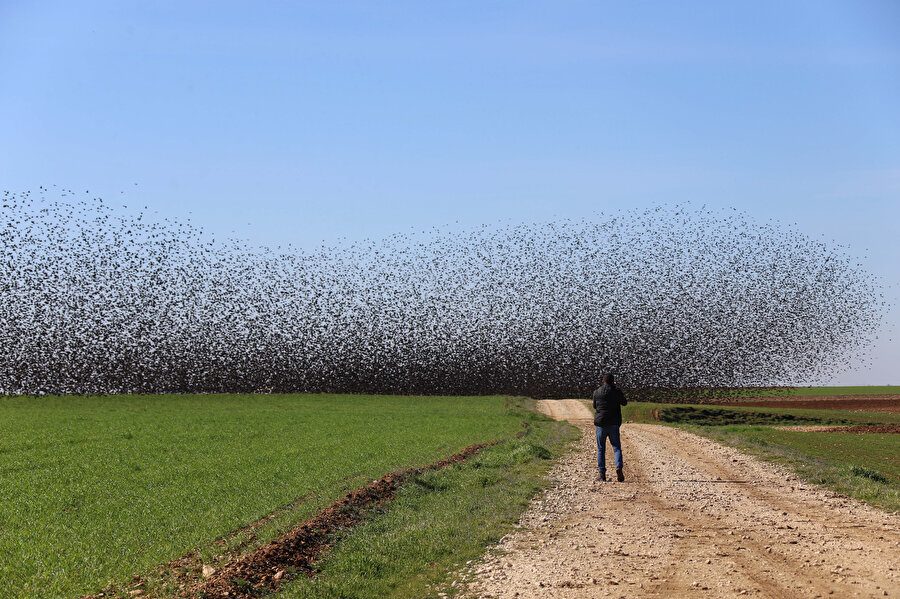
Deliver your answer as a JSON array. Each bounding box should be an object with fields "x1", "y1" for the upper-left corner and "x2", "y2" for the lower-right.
[{"x1": 592, "y1": 383, "x2": 627, "y2": 427}]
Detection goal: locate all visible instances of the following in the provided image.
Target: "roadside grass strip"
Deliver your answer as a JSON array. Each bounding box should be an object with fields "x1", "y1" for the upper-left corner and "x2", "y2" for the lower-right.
[
  {"x1": 0, "y1": 394, "x2": 528, "y2": 599},
  {"x1": 189, "y1": 439, "x2": 502, "y2": 598},
  {"x1": 277, "y1": 412, "x2": 577, "y2": 599},
  {"x1": 627, "y1": 402, "x2": 900, "y2": 427},
  {"x1": 699, "y1": 427, "x2": 900, "y2": 512},
  {"x1": 658, "y1": 406, "x2": 844, "y2": 426},
  {"x1": 850, "y1": 465, "x2": 891, "y2": 484},
  {"x1": 620, "y1": 400, "x2": 900, "y2": 513}
]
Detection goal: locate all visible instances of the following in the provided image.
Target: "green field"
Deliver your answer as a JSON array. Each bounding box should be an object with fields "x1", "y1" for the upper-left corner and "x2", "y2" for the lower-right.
[
  {"x1": 4, "y1": 390, "x2": 895, "y2": 598},
  {"x1": 0, "y1": 394, "x2": 572, "y2": 598},
  {"x1": 718, "y1": 385, "x2": 897, "y2": 397},
  {"x1": 621, "y1": 400, "x2": 900, "y2": 511},
  {"x1": 777, "y1": 385, "x2": 897, "y2": 396},
  {"x1": 279, "y1": 411, "x2": 576, "y2": 599}
]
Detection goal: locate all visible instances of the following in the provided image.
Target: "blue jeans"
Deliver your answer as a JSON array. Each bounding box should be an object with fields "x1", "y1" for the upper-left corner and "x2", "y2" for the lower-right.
[{"x1": 596, "y1": 425, "x2": 623, "y2": 472}]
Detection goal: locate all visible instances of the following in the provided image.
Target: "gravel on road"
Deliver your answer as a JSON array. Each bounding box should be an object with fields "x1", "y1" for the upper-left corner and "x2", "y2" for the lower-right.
[{"x1": 463, "y1": 400, "x2": 900, "y2": 599}]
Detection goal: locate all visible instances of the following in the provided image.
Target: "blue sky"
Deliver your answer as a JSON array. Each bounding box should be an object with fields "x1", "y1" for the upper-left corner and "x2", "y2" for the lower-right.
[{"x1": 1, "y1": 1, "x2": 898, "y2": 384}]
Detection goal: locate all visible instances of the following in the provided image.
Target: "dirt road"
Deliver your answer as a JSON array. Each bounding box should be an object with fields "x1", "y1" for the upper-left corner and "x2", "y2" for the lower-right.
[{"x1": 465, "y1": 399, "x2": 900, "y2": 598}]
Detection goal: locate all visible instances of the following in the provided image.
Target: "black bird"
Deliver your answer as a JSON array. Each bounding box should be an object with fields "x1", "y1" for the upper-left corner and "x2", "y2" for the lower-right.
[{"x1": 0, "y1": 190, "x2": 886, "y2": 398}]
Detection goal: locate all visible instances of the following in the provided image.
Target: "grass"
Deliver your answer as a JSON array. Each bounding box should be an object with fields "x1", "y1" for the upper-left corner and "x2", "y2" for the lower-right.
[
  {"x1": 278, "y1": 404, "x2": 577, "y2": 599},
  {"x1": 718, "y1": 385, "x2": 897, "y2": 397},
  {"x1": 850, "y1": 465, "x2": 890, "y2": 484},
  {"x1": 624, "y1": 385, "x2": 898, "y2": 402},
  {"x1": 700, "y1": 426, "x2": 900, "y2": 511},
  {"x1": 655, "y1": 405, "x2": 896, "y2": 426},
  {"x1": 0, "y1": 394, "x2": 538, "y2": 599},
  {"x1": 721, "y1": 427, "x2": 900, "y2": 481},
  {"x1": 657, "y1": 406, "x2": 839, "y2": 426},
  {"x1": 771, "y1": 386, "x2": 897, "y2": 396},
  {"x1": 620, "y1": 400, "x2": 900, "y2": 512},
  {"x1": 623, "y1": 402, "x2": 900, "y2": 426}
]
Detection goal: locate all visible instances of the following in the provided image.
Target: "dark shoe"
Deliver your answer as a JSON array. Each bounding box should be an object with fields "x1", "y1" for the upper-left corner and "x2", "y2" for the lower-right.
[
  {"x1": 616, "y1": 468, "x2": 625, "y2": 482},
  {"x1": 596, "y1": 471, "x2": 606, "y2": 482}
]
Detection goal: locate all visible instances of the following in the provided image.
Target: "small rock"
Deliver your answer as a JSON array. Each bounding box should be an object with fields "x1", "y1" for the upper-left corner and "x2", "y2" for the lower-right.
[
  {"x1": 273, "y1": 570, "x2": 285, "y2": 580},
  {"x1": 201, "y1": 564, "x2": 216, "y2": 578}
]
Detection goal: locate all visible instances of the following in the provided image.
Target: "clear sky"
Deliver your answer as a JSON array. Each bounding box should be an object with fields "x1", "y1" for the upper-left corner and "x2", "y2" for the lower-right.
[{"x1": 1, "y1": 1, "x2": 898, "y2": 384}]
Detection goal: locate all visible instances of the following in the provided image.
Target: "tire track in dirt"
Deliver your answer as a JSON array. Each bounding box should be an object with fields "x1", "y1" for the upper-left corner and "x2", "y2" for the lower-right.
[
  {"x1": 464, "y1": 400, "x2": 900, "y2": 598},
  {"x1": 83, "y1": 440, "x2": 506, "y2": 599}
]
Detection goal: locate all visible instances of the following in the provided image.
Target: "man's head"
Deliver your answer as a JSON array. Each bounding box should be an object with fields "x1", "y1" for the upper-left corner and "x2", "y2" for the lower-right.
[{"x1": 602, "y1": 373, "x2": 615, "y2": 386}]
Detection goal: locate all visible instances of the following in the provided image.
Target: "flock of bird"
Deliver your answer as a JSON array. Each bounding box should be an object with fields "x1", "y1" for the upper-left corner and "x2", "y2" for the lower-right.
[{"x1": 0, "y1": 188, "x2": 885, "y2": 399}]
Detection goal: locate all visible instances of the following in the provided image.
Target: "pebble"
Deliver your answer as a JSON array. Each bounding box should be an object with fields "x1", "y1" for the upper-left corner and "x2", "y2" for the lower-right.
[{"x1": 463, "y1": 420, "x2": 900, "y2": 599}]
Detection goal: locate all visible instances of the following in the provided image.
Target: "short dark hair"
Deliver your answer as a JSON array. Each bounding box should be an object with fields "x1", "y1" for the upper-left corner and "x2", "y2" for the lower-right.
[{"x1": 602, "y1": 373, "x2": 615, "y2": 385}]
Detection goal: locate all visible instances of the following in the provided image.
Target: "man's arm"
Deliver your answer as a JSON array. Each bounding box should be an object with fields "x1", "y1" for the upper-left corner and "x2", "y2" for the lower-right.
[{"x1": 618, "y1": 388, "x2": 628, "y2": 406}]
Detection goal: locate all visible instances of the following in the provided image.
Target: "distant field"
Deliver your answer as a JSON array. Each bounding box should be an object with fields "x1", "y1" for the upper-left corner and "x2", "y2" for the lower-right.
[
  {"x1": 620, "y1": 400, "x2": 900, "y2": 511},
  {"x1": 0, "y1": 394, "x2": 528, "y2": 598},
  {"x1": 708, "y1": 386, "x2": 900, "y2": 413},
  {"x1": 783, "y1": 386, "x2": 897, "y2": 396},
  {"x1": 621, "y1": 385, "x2": 899, "y2": 404},
  {"x1": 731, "y1": 385, "x2": 897, "y2": 397}
]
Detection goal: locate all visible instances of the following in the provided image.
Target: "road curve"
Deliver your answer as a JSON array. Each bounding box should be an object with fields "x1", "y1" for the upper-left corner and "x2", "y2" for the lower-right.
[{"x1": 536, "y1": 398, "x2": 594, "y2": 422}]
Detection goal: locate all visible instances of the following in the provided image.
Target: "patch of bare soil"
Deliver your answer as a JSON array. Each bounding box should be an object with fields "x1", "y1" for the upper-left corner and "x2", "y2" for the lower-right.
[
  {"x1": 710, "y1": 394, "x2": 900, "y2": 413},
  {"x1": 776, "y1": 425, "x2": 900, "y2": 434},
  {"x1": 194, "y1": 440, "x2": 502, "y2": 599},
  {"x1": 463, "y1": 401, "x2": 900, "y2": 598}
]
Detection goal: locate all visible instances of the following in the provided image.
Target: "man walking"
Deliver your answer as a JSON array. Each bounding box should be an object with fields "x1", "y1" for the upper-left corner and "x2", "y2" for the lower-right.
[{"x1": 593, "y1": 373, "x2": 627, "y2": 482}]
